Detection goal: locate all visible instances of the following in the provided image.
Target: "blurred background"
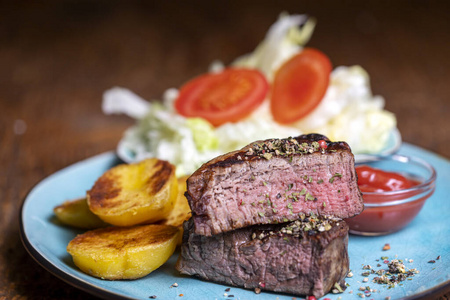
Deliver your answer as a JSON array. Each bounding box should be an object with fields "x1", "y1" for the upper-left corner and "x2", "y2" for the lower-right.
[{"x1": 1, "y1": 1, "x2": 449, "y2": 299}]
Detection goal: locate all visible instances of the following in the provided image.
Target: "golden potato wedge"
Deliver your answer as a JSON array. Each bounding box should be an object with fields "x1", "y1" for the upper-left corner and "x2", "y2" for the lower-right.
[
  {"x1": 87, "y1": 158, "x2": 178, "y2": 226},
  {"x1": 160, "y1": 176, "x2": 192, "y2": 245},
  {"x1": 53, "y1": 197, "x2": 108, "y2": 229},
  {"x1": 67, "y1": 224, "x2": 179, "y2": 280},
  {"x1": 161, "y1": 176, "x2": 191, "y2": 228}
]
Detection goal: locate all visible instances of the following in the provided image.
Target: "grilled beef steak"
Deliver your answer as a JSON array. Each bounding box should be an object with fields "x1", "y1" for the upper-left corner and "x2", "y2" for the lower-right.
[
  {"x1": 185, "y1": 134, "x2": 363, "y2": 236},
  {"x1": 176, "y1": 215, "x2": 349, "y2": 298}
]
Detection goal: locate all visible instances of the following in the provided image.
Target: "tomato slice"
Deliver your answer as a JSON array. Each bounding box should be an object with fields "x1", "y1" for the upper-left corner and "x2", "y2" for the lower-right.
[
  {"x1": 271, "y1": 48, "x2": 332, "y2": 124},
  {"x1": 174, "y1": 68, "x2": 269, "y2": 126}
]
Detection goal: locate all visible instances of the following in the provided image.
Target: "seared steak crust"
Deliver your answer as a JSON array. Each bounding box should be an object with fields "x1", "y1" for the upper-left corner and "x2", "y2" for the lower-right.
[
  {"x1": 186, "y1": 134, "x2": 363, "y2": 236},
  {"x1": 176, "y1": 217, "x2": 349, "y2": 298}
]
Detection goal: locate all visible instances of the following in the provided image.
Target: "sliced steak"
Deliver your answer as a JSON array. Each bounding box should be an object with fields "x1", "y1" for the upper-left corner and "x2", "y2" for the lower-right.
[
  {"x1": 186, "y1": 134, "x2": 363, "y2": 236},
  {"x1": 176, "y1": 215, "x2": 349, "y2": 298}
]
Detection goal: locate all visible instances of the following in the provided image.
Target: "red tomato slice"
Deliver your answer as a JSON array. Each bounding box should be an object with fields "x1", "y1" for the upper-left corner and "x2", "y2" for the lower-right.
[
  {"x1": 271, "y1": 48, "x2": 332, "y2": 124},
  {"x1": 174, "y1": 68, "x2": 269, "y2": 126}
]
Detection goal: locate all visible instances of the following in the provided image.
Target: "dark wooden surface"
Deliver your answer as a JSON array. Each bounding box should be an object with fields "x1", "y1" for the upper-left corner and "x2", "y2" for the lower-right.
[{"x1": 1, "y1": 1, "x2": 449, "y2": 299}]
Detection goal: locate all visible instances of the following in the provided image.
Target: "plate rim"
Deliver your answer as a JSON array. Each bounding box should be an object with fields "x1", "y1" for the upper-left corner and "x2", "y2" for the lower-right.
[
  {"x1": 19, "y1": 151, "x2": 133, "y2": 300},
  {"x1": 19, "y1": 146, "x2": 450, "y2": 300}
]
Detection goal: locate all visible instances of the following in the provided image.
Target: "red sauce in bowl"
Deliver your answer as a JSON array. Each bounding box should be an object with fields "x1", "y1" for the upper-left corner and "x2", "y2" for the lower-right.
[
  {"x1": 356, "y1": 165, "x2": 417, "y2": 193},
  {"x1": 346, "y1": 165, "x2": 429, "y2": 235}
]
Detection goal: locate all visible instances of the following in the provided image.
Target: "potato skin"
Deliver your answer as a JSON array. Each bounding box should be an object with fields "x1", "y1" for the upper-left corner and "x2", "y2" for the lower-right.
[
  {"x1": 67, "y1": 224, "x2": 180, "y2": 280},
  {"x1": 87, "y1": 158, "x2": 178, "y2": 226}
]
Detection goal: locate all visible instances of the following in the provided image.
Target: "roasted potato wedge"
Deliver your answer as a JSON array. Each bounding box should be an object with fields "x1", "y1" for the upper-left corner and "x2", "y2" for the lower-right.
[
  {"x1": 87, "y1": 158, "x2": 178, "y2": 226},
  {"x1": 67, "y1": 224, "x2": 179, "y2": 280},
  {"x1": 53, "y1": 197, "x2": 108, "y2": 229},
  {"x1": 160, "y1": 176, "x2": 192, "y2": 245},
  {"x1": 161, "y1": 176, "x2": 191, "y2": 227}
]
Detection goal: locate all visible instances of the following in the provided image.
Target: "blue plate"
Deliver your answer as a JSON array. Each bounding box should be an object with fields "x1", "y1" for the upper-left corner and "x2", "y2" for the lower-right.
[{"x1": 20, "y1": 143, "x2": 450, "y2": 300}]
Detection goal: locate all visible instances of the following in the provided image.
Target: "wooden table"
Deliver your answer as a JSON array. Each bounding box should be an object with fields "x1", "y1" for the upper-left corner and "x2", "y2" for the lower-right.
[{"x1": 1, "y1": 1, "x2": 449, "y2": 299}]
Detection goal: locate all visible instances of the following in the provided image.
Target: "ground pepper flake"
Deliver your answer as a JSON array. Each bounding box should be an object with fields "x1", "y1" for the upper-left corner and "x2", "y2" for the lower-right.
[
  {"x1": 332, "y1": 282, "x2": 345, "y2": 294},
  {"x1": 354, "y1": 255, "x2": 422, "y2": 293},
  {"x1": 388, "y1": 259, "x2": 406, "y2": 273},
  {"x1": 329, "y1": 172, "x2": 343, "y2": 183},
  {"x1": 246, "y1": 137, "x2": 327, "y2": 160},
  {"x1": 252, "y1": 214, "x2": 339, "y2": 240},
  {"x1": 371, "y1": 258, "x2": 419, "y2": 289}
]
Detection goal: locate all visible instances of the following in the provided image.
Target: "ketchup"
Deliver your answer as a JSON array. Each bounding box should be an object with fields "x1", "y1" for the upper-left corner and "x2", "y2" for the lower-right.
[
  {"x1": 356, "y1": 165, "x2": 417, "y2": 193},
  {"x1": 346, "y1": 165, "x2": 425, "y2": 235}
]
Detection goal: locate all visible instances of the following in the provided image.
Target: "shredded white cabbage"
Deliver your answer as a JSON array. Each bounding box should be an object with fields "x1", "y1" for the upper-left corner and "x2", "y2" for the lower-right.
[
  {"x1": 103, "y1": 13, "x2": 397, "y2": 176},
  {"x1": 232, "y1": 13, "x2": 314, "y2": 80},
  {"x1": 293, "y1": 66, "x2": 396, "y2": 153}
]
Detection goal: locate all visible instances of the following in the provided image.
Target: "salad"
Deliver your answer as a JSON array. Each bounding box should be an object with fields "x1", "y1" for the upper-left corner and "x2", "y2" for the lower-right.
[{"x1": 103, "y1": 13, "x2": 397, "y2": 177}]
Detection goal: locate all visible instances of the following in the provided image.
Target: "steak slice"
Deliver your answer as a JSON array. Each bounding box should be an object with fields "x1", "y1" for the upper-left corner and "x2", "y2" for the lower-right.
[
  {"x1": 186, "y1": 134, "x2": 363, "y2": 236},
  {"x1": 176, "y1": 215, "x2": 349, "y2": 298}
]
